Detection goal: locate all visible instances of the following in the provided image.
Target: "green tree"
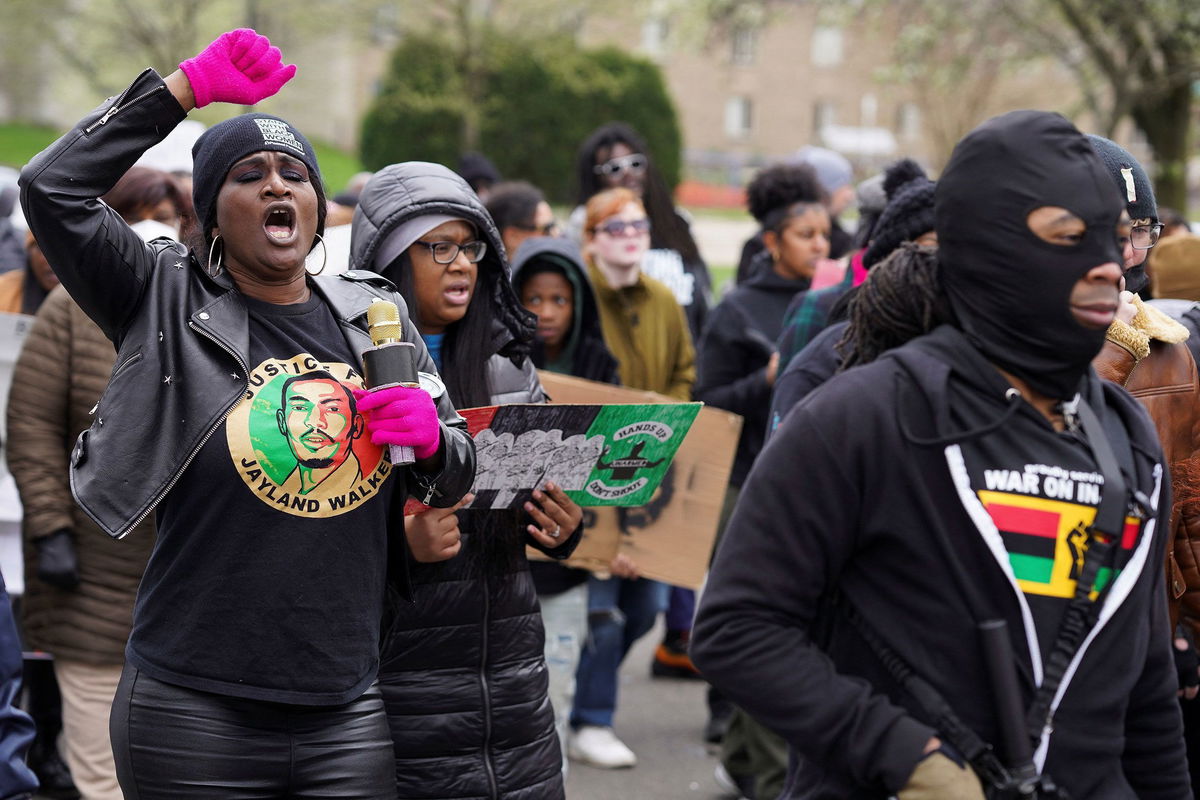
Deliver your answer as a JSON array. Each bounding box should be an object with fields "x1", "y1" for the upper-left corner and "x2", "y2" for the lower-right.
[
  {"x1": 1005, "y1": 0, "x2": 1200, "y2": 214},
  {"x1": 359, "y1": 32, "x2": 469, "y2": 173},
  {"x1": 359, "y1": 30, "x2": 682, "y2": 204},
  {"x1": 817, "y1": 0, "x2": 1199, "y2": 213}
]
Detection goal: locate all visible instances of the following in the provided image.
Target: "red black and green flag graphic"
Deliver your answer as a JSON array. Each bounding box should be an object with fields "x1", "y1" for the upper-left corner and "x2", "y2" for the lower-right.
[{"x1": 978, "y1": 491, "x2": 1139, "y2": 599}]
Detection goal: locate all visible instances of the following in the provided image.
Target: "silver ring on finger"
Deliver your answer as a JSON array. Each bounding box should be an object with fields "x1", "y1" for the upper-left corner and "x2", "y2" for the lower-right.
[{"x1": 550, "y1": 525, "x2": 561, "y2": 539}]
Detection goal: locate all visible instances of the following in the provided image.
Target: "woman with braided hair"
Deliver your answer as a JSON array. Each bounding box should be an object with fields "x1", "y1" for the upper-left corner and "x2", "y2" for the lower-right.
[{"x1": 838, "y1": 243, "x2": 945, "y2": 370}]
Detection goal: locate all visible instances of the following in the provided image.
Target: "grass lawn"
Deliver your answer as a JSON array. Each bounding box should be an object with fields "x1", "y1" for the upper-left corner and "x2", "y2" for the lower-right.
[
  {"x1": 0, "y1": 123, "x2": 58, "y2": 170},
  {"x1": 710, "y1": 264, "x2": 735, "y2": 296},
  {"x1": 0, "y1": 122, "x2": 364, "y2": 194},
  {"x1": 309, "y1": 142, "x2": 365, "y2": 197}
]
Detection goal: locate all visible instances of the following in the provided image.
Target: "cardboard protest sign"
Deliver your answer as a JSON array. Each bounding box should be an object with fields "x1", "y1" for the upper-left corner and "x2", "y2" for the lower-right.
[{"x1": 532, "y1": 371, "x2": 743, "y2": 590}]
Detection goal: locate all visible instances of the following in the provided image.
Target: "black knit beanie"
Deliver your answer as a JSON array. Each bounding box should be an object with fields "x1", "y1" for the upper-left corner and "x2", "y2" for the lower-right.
[
  {"x1": 1086, "y1": 134, "x2": 1157, "y2": 223},
  {"x1": 191, "y1": 113, "x2": 322, "y2": 237},
  {"x1": 863, "y1": 159, "x2": 935, "y2": 269}
]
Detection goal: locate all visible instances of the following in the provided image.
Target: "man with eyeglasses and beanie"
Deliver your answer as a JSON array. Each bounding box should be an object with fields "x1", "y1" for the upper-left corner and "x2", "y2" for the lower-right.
[
  {"x1": 692, "y1": 110, "x2": 1190, "y2": 798},
  {"x1": 1088, "y1": 135, "x2": 1200, "y2": 627},
  {"x1": 1087, "y1": 134, "x2": 1200, "y2": 786}
]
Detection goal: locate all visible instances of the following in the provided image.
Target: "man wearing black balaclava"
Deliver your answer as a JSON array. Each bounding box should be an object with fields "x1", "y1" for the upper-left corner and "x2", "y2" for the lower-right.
[{"x1": 692, "y1": 109, "x2": 1190, "y2": 799}]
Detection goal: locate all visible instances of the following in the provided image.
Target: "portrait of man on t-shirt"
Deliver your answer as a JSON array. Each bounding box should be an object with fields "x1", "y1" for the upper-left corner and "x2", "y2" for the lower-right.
[{"x1": 275, "y1": 371, "x2": 365, "y2": 496}]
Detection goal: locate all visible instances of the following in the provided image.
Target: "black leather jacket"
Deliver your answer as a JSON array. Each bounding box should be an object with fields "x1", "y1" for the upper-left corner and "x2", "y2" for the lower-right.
[{"x1": 19, "y1": 68, "x2": 475, "y2": 541}]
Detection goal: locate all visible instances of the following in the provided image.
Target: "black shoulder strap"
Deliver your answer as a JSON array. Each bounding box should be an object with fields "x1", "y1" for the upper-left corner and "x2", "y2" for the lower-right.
[
  {"x1": 1023, "y1": 395, "x2": 1128, "y2": 744},
  {"x1": 839, "y1": 600, "x2": 1011, "y2": 786},
  {"x1": 1073, "y1": 397, "x2": 1127, "y2": 538}
]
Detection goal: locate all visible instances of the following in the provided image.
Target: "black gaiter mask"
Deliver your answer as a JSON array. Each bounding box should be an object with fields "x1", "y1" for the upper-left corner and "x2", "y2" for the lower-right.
[{"x1": 936, "y1": 111, "x2": 1123, "y2": 399}]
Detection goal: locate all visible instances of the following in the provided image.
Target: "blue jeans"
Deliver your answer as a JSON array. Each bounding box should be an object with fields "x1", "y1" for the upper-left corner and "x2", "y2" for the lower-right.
[{"x1": 571, "y1": 576, "x2": 668, "y2": 729}]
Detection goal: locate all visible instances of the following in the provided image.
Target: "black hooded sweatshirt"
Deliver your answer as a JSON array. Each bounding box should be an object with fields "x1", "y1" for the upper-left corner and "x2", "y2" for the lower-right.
[
  {"x1": 693, "y1": 326, "x2": 1186, "y2": 798},
  {"x1": 695, "y1": 266, "x2": 810, "y2": 486},
  {"x1": 510, "y1": 236, "x2": 619, "y2": 386}
]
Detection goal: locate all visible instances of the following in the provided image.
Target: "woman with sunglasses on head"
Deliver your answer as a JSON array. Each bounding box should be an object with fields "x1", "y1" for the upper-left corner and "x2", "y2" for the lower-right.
[
  {"x1": 349, "y1": 161, "x2": 583, "y2": 800},
  {"x1": 19, "y1": 30, "x2": 475, "y2": 799},
  {"x1": 569, "y1": 122, "x2": 712, "y2": 343},
  {"x1": 565, "y1": 187, "x2": 694, "y2": 769}
]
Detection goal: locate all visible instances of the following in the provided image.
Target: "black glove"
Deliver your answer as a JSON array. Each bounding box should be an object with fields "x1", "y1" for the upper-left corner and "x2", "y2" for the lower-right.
[{"x1": 35, "y1": 529, "x2": 80, "y2": 590}]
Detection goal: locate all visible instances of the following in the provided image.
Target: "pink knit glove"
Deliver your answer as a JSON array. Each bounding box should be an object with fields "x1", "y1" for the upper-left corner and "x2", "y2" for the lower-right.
[
  {"x1": 179, "y1": 29, "x2": 296, "y2": 108},
  {"x1": 354, "y1": 386, "x2": 442, "y2": 460}
]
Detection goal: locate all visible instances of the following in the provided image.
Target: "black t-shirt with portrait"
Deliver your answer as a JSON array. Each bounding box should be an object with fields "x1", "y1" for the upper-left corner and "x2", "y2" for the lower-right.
[{"x1": 127, "y1": 291, "x2": 398, "y2": 705}]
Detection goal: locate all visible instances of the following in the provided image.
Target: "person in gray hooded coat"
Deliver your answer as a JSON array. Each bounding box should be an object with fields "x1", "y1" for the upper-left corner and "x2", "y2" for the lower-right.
[{"x1": 349, "y1": 162, "x2": 583, "y2": 800}]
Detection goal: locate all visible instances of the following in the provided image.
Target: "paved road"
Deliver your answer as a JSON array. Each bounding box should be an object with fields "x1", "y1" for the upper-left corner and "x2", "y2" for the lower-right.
[
  {"x1": 565, "y1": 620, "x2": 731, "y2": 800},
  {"x1": 690, "y1": 215, "x2": 757, "y2": 271}
]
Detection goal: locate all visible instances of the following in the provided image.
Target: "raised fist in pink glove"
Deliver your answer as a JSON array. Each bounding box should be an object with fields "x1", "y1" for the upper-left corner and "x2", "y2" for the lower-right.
[
  {"x1": 179, "y1": 29, "x2": 296, "y2": 108},
  {"x1": 354, "y1": 386, "x2": 442, "y2": 461}
]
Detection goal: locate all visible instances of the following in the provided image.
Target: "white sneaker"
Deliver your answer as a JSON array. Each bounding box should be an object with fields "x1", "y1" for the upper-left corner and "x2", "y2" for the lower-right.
[{"x1": 568, "y1": 725, "x2": 638, "y2": 768}]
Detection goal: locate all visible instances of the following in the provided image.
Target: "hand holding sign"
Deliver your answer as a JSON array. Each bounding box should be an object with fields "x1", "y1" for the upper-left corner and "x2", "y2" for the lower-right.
[{"x1": 525, "y1": 482, "x2": 581, "y2": 550}]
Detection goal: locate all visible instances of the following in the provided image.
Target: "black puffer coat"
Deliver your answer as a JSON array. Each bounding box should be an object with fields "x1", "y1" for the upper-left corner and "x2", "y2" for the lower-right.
[
  {"x1": 353, "y1": 163, "x2": 575, "y2": 799},
  {"x1": 379, "y1": 519, "x2": 568, "y2": 800}
]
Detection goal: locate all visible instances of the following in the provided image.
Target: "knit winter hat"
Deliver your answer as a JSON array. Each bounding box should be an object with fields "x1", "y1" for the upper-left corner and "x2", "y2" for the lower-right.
[
  {"x1": 1086, "y1": 135, "x2": 1157, "y2": 223},
  {"x1": 863, "y1": 159, "x2": 935, "y2": 269},
  {"x1": 191, "y1": 113, "x2": 322, "y2": 235},
  {"x1": 1149, "y1": 234, "x2": 1200, "y2": 301}
]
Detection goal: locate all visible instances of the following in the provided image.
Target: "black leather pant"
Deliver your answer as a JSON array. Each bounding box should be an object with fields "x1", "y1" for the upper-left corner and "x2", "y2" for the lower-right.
[{"x1": 110, "y1": 665, "x2": 395, "y2": 799}]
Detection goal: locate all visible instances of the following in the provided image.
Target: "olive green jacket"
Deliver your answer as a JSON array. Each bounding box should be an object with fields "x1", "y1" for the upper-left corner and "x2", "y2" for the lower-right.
[{"x1": 588, "y1": 263, "x2": 695, "y2": 401}]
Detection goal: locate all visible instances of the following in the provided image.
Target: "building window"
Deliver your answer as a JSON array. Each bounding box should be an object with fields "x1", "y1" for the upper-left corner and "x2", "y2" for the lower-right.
[
  {"x1": 641, "y1": 17, "x2": 669, "y2": 58},
  {"x1": 897, "y1": 102, "x2": 921, "y2": 140},
  {"x1": 732, "y1": 26, "x2": 757, "y2": 66},
  {"x1": 814, "y1": 100, "x2": 837, "y2": 137},
  {"x1": 811, "y1": 26, "x2": 843, "y2": 68},
  {"x1": 725, "y1": 96, "x2": 753, "y2": 139},
  {"x1": 861, "y1": 93, "x2": 878, "y2": 127}
]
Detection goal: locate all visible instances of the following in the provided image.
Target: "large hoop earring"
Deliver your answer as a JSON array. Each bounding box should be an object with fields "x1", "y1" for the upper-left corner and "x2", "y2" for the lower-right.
[
  {"x1": 206, "y1": 234, "x2": 224, "y2": 278},
  {"x1": 306, "y1": 234, "x2": 327, "y2": 276}
]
